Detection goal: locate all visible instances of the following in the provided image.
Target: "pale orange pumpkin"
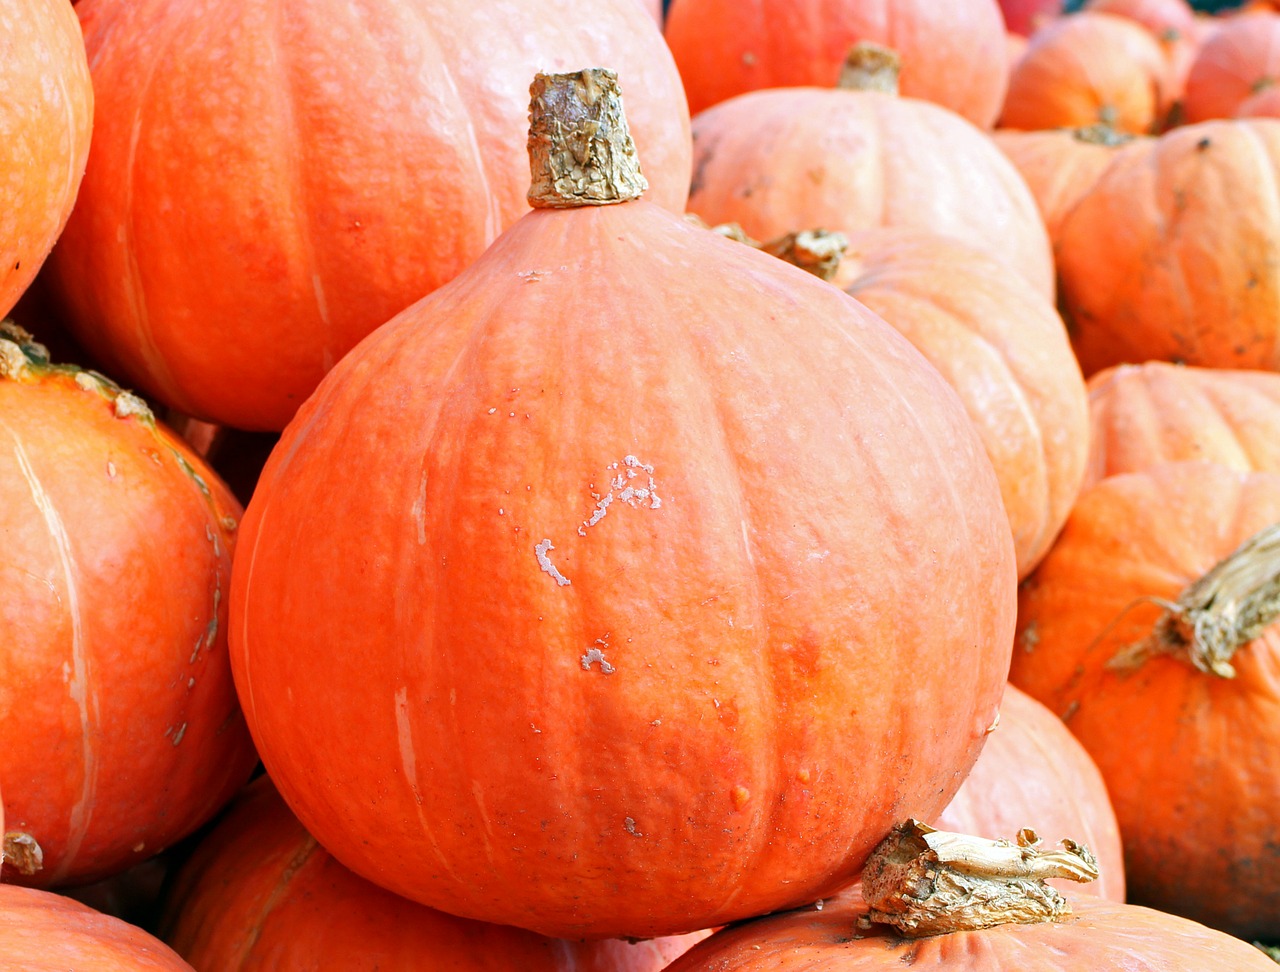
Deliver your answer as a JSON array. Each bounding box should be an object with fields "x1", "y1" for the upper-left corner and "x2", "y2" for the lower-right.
[{"x1": 1184, "y1": 13, "x2": 1280, "y2": 122}]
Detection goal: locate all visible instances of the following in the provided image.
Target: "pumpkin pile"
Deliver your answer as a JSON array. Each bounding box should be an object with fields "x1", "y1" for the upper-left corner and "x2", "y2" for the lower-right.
[{"x1": 3, "y1": 0, "x2": 1280, "y2": 967}]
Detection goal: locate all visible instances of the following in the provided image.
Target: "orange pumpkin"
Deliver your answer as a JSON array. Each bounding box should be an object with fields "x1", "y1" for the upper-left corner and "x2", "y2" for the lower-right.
[
  {"x1": 0, "y1": 327, "x2": 257, "y2": 888},
  {"x1": 999, "y1": 13, "x2": 1167, "y2": 133},
  {"x1": 833, "y1": 229, "x2": 1087, "y2": 578},
  {"x1": 1085, "y1": 362, "x2": 1280, "y2": 489},
  {"x1": 1184, "y1": 13, "x2": 1280, "y2": 122},
  {"x1": 162, "y1": 776, "x2": 709, "y2": 970},
  {"x1": 664, "y1": 0, "x2": 1008, "y2": 127},
  {"x1": 1012, "y1": 461, "x2": 1280, "y2": 938},
  {"x1": 1058, "y1": 119, "x2": 1280, "y2": 375},
  {"x1": 47, "y1": 0, "x2": 691, "y2": 431},
  {"x1": 0, "y1": 0, "x2": 93, "y2": 319},
  {"x1": 1083, "y1": 0, "x2": 1200, "y2": 113},
  {"x1": 229, "y1": 70, "x2": 1016, "y2": 940},
  {"x1": 1238, "y1": 84, "x2": 1280, "y2": 117}
]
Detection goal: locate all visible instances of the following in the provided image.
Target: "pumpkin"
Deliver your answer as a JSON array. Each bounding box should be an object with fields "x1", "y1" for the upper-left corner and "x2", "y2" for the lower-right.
[
  {"x1": 663, "y1": 0, "x2": 1009, "y2": 127},
  {"x1": 999, "y1": 13, "x2": 1167, "y2": 134},
  {"x1": 1057, "y1": 119, "x2": 1280, "y2": 376},
  {"x1": 228, "y1": 69, "x2": 1016, "y2": 940},
  {"x1": 1183, "y1": 13, "x2": 1280, "y2": 122},
  {"x1": 1006, "y1": 30, "x2": 1029, "y2": 71},
  {"x1": 1238, "y1": 83, "x2": 1280, "y2": 117},
  {"x1": 1085, "y1": 362, "x2": 1280, "y2": 489},
  {"x1": 832, "y1": 229, "x2": 1087, "y2": 578},
  {"x1": 162, "y1": 776, "x2": 710, "y2": 970},
  {"x1": 0, "y1": 0, "x2": 93, "y2": 319},
  {"x1": 1000, "y1": 0, "x2": 1063, "y2": 35},
  {"x1": 1083, "y1": 0, "x2": 1200, "y2": 113},
  {"x1": 686, "y1": 49, "x2": 1054, "y2": 299},
  {"x1": 1011, "y1": 460, "x2": 1280, "y2": 939},
  {"x1": 0, "y1": 885, "x2": 194, "y2": 970},
  {"x1": 45, "y1": 0, "x2": 691, "y2": 432},
  {"x1": 934, "y1": 684, "x2": 1125, "y2": 902},
  {"x1": 0, "y1": 326, "x2": 257, "y2": 888},
  {"x1": 991, "y1": 125, "x2": 1137, "y2": 243}
]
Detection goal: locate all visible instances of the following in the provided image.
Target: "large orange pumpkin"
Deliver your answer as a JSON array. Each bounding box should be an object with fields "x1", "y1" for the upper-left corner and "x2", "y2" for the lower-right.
[
  {"x1": 663, "y1": 0, "x2": 1008, "y2": 127},
  {"x1": 0, "y1": 0, "x2": 93, "y2": 319},
  {"x1": 1183, "y1": 13, "x2": 1280, "y2": 122},
  {"x1": 162, "y1": 776, "x2": 709, "y2": 970},
  {"x1": 46, "y1": 0, "x2": 691, "y2": 432},
  {"x1": 0, "y1": 326, "x2": 257, "y2": 888},
  {"x1": 1012, "y1": 460, "x2": 1280, "y2": 938},
  {"x1": 229, "y1": 69, "x2": 1017, "y2": 940},
  {"x1": 833, "y1": 229, "x2": 1087, "y2": 578}
]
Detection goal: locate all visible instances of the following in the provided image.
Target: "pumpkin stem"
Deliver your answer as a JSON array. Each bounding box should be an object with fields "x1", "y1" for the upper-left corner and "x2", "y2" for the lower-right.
[
  {"x1": 759, "y1": 230, "x2": 848, "y2": 282},
  {"x1": 527, "y1": 68, "x2": 648, "y2": 209},
  {"x1": 1109, "y1": 522, "x2": 1280, "y2": 678},
  {"x1": 2, "y1": 831, "x2": 44, "y2": 876},
  {"x1": 838, "y1": 43, "x2": 901, "y2": 96},
  {"x1": 860, "y1": 820, "x2": 1099, "y2": 938},
  {"x1": 1072, "y1": 123, "x2": 1133, "y2": 148}
]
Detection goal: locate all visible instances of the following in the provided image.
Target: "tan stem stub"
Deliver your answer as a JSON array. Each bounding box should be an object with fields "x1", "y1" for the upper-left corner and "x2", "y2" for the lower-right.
[
  {"x1": 1072, "y1": 123, "x2": 1134, "y2": 148},
  {"x1": 760, "y1": 230, "x2": 848, "y2": 282},
  {"x1": 3, "y1": 831, "x2": 45, "y2": 876},
  {"x1": 838, "y1": 42, "x2": 901, "y2": 95},
  {"x1": 527, "y1": 68, "x2": 648, "y2": 209},
  {"x1": 1110, "y1": 522, "x2": 1280, "y2": 679},
  {"x1": 860, "y1": 820, "x2": 1099, "y2": 938}
]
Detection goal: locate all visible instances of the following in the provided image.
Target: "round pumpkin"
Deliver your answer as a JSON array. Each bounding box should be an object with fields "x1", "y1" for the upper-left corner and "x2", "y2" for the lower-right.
[
  {"x1": 1012, "y1": 460, "x2": 1280, "y2": 939},
  {"x1": 999, "y1": 12, "x2": 1167, "y2": 133},
  {"x1": 0, "y1": 885, "x2": 194, "y2": 970},
  {"x1": 162, "y1": 776, "x2": 710, "y2": 970},
  {"x1": 934, "y1": 684, "x2": 1125, "y2": 902},
  {"x1": 1058, "y1": 118, "x2": 1280, "y2": 376},
  {"x1": 664, "y1": 0, "x2": 1009, "y2": 127},
  {"x1": 833, "y1": 229, "x2": 1087, "y2": 578},
  {"x1": 229, "y1": 70, "x2": 1017, "y2": 940},
  {"x1": 1238, "y1": 83, "x2": 1280, "y2": 117},
  {"x1": 686, "y1": 71, "x2": 1054, "y2": 299},
  {"x1": 1184, "y1": 12, "x2": 1280, "y2": 122},
  {"x1": 0, "y1": 326, "x2": 257, "y2": 888},
  {"x1": 1085, "y1": 361, "x2": 1280, "y2": 489},
  {"x1": 0, "y1": 0, "x2": 93, "y2": 319},
  {"x1": 46, "y1": 0, "x2": 691, "y2": 432},
  {"x1": 1000, "y1": 0, "x2": 1063, "y2": 35}
]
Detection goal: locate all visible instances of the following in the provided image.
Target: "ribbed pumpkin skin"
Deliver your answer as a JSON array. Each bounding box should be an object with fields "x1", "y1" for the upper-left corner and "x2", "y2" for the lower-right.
[
  {"x1": 1184, "y1": 13, "x2": 1280, "y2": 122},
  {"x1": 1085, "y1": 362, "x2": 1280, "y2": 489},
  {"x1": 0, "y1": 366, "x2": 256, "y2": 888},
  {"x1": 0, "y1": 886, "x2": 194, "y2": 970},
  {"x1": 664, "y1": 0, "x2": 1008, "y2": 127},
  {"x1": 934, "y1": 684, "x2": 1125, "y2": 902},
  {"x1": 1000, "y1": 13, "x2": 1166, "y2": 134},
  {"x1": 1011, "y1": 462, "x2": 1280, "y2": 939},
  {"x1": 1059, "y1": 119, "x2": 1280, "y2": 376},
  {"x1": 0, "y1": 0, "x2": 93, "y2": 319},
  {"x1": 163, "y1": 777, "x2": 709, "y2": 971},
  {"x1": 1239, "y1": 85, "x2": 1280, "y2": 117},
  {"x1": 834, "y1": 229, "x2": 1086, "y2": 578},
  {"x1": 660, "y1": 892, "x2": 1278, "y2": 971},
  {"x1": 46, "y1": 0, "x2": 691, "y2": 432},
  {"x1": 688, "y1": 89, "x2": 1054, "y2": 298},
  {"x1": 229, "y1": 202, "x2": 1017, "y2": 940}
]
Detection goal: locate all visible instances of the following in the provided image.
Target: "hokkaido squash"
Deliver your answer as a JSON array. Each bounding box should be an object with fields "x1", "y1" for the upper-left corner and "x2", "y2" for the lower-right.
[
  {"x1": 229, "y1": 69, "x2": 1016, "y2": 940},
  {"x1": 0, "y1": 0, "x2": 93, "y2": 319},
  {"x1": 46, "y1": 0, "x2": 691, "y2": 431},
  {"x1": 0, "y1": 326, "x2": 257, "y2": 888}
]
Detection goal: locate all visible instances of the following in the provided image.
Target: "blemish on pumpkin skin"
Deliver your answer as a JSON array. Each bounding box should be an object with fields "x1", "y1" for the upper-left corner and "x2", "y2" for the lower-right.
[
  {"x1": 731, "y1": 786, "x2": 751, "y2": 811},
  {"x1": 534, "y1": 539, "x2": 570, "y2": 586}
]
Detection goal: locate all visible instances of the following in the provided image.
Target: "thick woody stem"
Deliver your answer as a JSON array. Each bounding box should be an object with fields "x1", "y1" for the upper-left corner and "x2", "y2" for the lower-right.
[
  {"x1": 838, "y1": 42, "x2": 901, "y2": 95},
  {"x1": 3, "y1": 831, "x2": 44, "y2": 876},
  {"x1": 527, "y1": 68, "x2": 647, "y2": 209},
  {"x1": 861, "y1": 820, "x2": 1099, "y2": 938}
]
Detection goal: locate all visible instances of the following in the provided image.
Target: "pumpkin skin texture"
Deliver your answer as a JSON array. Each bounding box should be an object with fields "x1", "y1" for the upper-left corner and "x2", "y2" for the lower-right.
[
  {"x1": 658, "y1": 890, "x2": 1279, "y2": 971},
  {"x1": 1085, "y1": 362, "x2": 1280, "y2": 489},
  {"x1": 1239, "y1": 84, "x2": 1280, "y2": 117},
  {"x1": 229, "y1": 202, "x2": 1018, "y2": 937},
  {"x1": 0, "y1": 0, "x2": 93, "y2": 319},
  {"x1": 833, "y1": 229, "x2": 1087, "y2": 578},
  {"x1": 0, "y1": 339, "x2": 257, "y2": 888},
  {"x1": 1058, "y1": 119, "x2": 1280, "y2": 376},
  {"x1": 1083, "y1": 0, "x2": 1199, "y2": 108},
  {"x1": 162, "y1": 777, "x2": 710, "y2": 971},
  {"x1": 687, "y1": 89, "x2": 1054, "y2": 299},
  {"x1": 933, "y1": 684, "x2": 1125, "y2": 902},
  {"x1": 1000, "y1": 0, "x2": 1062, "y2": 36},
  {"x1": 0, "y1": 886, "x2": 195, "y2": 970},
  {"x1": 46, "y1": 0, "x2": 691, "y2": 432},
  {"x1": 999, "y1": 13, "x2": 1167, "y2": 134},
  {"x1": 1011, "y1": 461, "x2": 1280, "y2": 939},
  {"x1": 663, "y1": 0, "x2": 1008, "y2": 127},
  {"x1": 1184, "y1": 13, "x2": 1280, "y2": 122}
]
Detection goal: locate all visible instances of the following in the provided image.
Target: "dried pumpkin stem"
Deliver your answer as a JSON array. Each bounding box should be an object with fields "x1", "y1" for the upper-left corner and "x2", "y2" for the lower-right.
[
  {"x1": 837, "y1": 42, "x2": 901, "y2": 96},
  {"x1": 3, "y1": 831, "x2": 44, "y2": 876},
  {"x1": 760, "y1": 230, "x2": 848, "y2": 282},
  {"x1": 1072, "y1": 123, "x2": 1134, "y2": 148},
  {"x1": 860, "y1": 820, "x2": 1099, "y2": 938},
  {"x1": 1110, "y1": 522, "x2": 1280, "y2": 678},
  {"x1": 527, "y1": 68, "x2": 647, "y2": 209}
]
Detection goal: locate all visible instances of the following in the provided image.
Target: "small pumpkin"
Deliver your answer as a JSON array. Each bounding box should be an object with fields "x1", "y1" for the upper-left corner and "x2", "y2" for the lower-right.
[
  {"x1": 1183, "y1": 13, "x2": 1280, "y2": 122},
  {"x1": 1083, "y1": 0, "x2": 1199, "y2": 110}
]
